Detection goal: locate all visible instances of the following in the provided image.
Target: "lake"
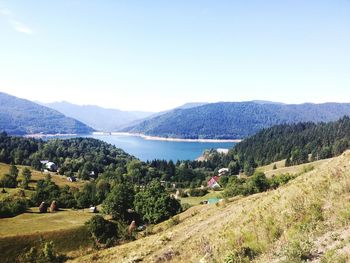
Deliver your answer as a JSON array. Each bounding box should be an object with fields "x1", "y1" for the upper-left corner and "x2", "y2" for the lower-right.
[{"x1": 47, "y1": 134, "x2": 236, "y2": 161}]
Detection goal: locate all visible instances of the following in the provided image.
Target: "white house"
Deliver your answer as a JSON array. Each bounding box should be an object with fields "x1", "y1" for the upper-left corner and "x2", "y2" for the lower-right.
[
  {"x1": 45, "y1": 162, "x2": 57, "y2": 172},
  {"x1": 218, "y1": 168, "x2": 229, "y2": 176}
]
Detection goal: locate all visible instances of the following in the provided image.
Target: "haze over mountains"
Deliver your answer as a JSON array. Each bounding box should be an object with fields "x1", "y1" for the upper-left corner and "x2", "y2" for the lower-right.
[{"x1": 42, "y1": 101, "x2": 154, "y2": 131}]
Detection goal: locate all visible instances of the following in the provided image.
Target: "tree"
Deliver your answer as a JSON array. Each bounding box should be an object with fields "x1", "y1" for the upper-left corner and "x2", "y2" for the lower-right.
[
  {"x1": 85, "y1": 215, "x2": 122, "y2": 248},
  {"x1": 9, "y1": 165, "x2": 19, "y2": 180},
  {"x1": 102, "y1": 183, "x2": 135, "y2": 221},
  {"x1": 20, "y1": 167, "x2": 32, "y2": 189},
  {"x1": 134, "y1": 180, "x2": 181, "y2": 224},
  {"x1": 127, "y1": 160, "x2": 142, "y2": 184}
]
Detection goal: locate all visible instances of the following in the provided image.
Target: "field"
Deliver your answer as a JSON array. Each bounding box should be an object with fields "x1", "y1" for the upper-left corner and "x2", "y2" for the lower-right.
[
  {"x1": 179, "y1": 190, "x2": 222, "y2": 206},
  {"x1": 0, "y1": 208, "x2": 94, "y2": 262},
  {"x1": 70, "y1": 151, "x2": 350, "y2": 262}
]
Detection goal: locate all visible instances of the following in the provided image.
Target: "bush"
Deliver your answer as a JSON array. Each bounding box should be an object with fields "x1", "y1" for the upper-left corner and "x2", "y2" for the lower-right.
[
  {"x1": 0, "y1": 198, "x2": 28, "y2": 218},
  {"x1": 85, "y1": 215, "x2": 123, "y2": 248},
  {"x1": 0, "y1": 174, "x2": 17, "y2": 188},
  {"x1": 19, "y1": 240, "x2": 66, "y2": 263},
  {"x1": 188, "y1": 188, "x2": 208, "y2": 197}
]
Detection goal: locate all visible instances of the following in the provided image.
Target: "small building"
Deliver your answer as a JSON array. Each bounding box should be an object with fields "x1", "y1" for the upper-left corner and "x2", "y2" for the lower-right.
[
  {"x1": 207, "y1": 198, "x2": 221, "y2": 204},
  {"x1": 45, "y1": 162, "x2": 57, "y2": 172},
  {"x1": 207, "y1": 176, "x2": 221, "y2": 188},
  {"x1": 218, "y1": 168, "x2": 229, "y2": 176}
]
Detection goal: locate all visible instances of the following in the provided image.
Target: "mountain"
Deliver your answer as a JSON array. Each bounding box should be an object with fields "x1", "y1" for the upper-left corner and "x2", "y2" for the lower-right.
[
  {"x1": 0, "y1": 92, "x2": 94, "y2": 135},
  {"x1": 122, "y1": 101, "x2": 350, "y2": 139},
  {"x1": 42, "y1": 101, "x2": 154, "y2": 131}
]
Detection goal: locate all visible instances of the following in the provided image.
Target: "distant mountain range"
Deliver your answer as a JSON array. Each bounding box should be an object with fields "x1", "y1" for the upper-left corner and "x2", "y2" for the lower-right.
[
  {"x1": 42, "y1": 101, "x2": 154, "y2": 131},
  {"x1": 0, "y1": 92, "x2": 94, "y2": 135},
  {"x1": 2, "y1": 91, "x2": 350, "y2": 140},
  {"x1": 122, "y1": 101, "x2": 350, "y2": 139}
]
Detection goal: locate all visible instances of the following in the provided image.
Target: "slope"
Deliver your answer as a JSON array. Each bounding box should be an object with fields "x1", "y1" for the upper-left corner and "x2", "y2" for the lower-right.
[
  {"x1": 0, "y1": 92, "x2": 94, "y2": 135},
  {"x1": 71, "y1": 151, "x2": 350, "y2": 262},
  {"x1": 123, "y1": 101, "x2": 350, "y2": 139}
]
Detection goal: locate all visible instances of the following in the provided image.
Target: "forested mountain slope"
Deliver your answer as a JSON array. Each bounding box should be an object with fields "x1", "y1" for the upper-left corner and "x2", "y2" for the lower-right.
[
  {"x1": 123, "y1": 101, "x2": 350, "y2": 139},
  {"x1": 0, "y1": 92, "x2": 94, "y2": 135}
]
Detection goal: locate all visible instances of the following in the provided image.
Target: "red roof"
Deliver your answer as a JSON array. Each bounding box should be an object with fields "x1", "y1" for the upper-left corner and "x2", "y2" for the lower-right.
[{"x1": 207, "y1": 176, "x2": 220, "y2": 187}]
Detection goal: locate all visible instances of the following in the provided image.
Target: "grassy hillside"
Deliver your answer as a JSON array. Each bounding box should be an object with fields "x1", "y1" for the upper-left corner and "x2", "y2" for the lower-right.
[
  {"x1": 0, "y1": 208, "x2": 94, "y2": 262},
  {"x1": 70, "y1": 151, "x2": 350, "y2": 262}
]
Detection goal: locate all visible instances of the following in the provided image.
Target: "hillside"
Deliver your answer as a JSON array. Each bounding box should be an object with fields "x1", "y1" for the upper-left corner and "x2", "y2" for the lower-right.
[
  {"x1": 43, "y1": 101, "x2": 154, "y2": 131},
  {"x1": 233, "y1": 116, "x2": 350, "y2": 167},
  {"x1": 71, "y1": 151, "x2": 350, "y2": 262},
  {"x1": 122, "y1": 101, "x2": 350, "y2": 139},
  {"x1": 0, "y1": 92, "x2": 94, "y2": 135}
]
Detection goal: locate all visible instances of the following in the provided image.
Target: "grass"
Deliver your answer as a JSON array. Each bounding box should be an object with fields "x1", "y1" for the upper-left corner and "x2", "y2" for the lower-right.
[
  {"x1": 0, "y1": 208, "x2": 94, "y2": 262},
  {"x1": 179, "y1": 190, "x2": 222, "y2": 206},
  {"x1": 68, "y1": 150, "x2": 350, "y2": 263}
]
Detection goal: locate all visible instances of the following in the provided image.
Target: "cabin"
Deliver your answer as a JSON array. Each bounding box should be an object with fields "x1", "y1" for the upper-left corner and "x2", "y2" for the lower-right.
[
  {"x1": 207, "y1": 176, "x2": 221, "y2": 188},
  {"x1": 43, "y1": 162, "x2": 57, "y2": 172}
]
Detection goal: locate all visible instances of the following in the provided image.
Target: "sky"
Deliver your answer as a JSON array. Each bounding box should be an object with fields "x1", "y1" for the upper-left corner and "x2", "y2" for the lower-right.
[{"x1": 0, "y1": 0, "x2": 349, "y2": 112}]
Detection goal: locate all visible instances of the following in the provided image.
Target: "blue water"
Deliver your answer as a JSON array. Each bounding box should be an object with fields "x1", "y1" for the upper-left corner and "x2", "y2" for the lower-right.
[{"x1": 47, "y1": 134, "x2": 236, "y2": 161}]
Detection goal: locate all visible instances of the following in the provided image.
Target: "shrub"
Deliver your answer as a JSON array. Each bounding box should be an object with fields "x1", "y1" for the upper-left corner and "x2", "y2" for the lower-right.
[
  {"x1": 85, "y1": 215, "x2": 123, "y2": 248},
  {"x1": 19, "y1": 240, "x2": 66, "y2": 263},
  {"x1": 0, "y1": 198, "x2": 28, "y2": 218},
  {"x1": 0, "y1": 174, "x2": 17, "y2": 188},
  {"x1": 188, "y1": 188, "x2": 208, "y2": 197}
]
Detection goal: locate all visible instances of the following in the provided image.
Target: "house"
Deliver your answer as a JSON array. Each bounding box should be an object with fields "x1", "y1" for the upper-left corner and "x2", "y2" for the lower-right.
[
  {"x1": 218, "y1": 168, "x2": 229, "y2": 176},
  {"x1": 45, "y1": 162, "x2": 57, "y2": 172},
  {"x1": 207, "y1": 176, "x2": 221, "y2": 188}
]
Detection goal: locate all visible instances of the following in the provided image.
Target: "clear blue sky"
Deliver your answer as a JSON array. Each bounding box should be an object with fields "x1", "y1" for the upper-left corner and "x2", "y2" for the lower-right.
[{"x1": 0, "y1": 0, "x2": 349, "y2": 111}]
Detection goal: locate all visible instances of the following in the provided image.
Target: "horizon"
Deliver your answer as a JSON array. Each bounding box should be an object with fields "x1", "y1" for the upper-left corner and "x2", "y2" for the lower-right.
[{"x1": 1, "y1": 1, "x2": 349, "y2": 111}]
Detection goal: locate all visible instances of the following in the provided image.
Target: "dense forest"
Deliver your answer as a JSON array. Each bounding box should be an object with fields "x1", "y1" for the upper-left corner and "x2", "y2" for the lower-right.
[
  {"x1": 0, "y1": 92, "x2": 94, "y2": 135},
  {"x1": 231, "y1": 116, "x2": 350, "y2": 169},
  {"x1": 123, "y1": 101, "x2": 350, "y2": 139}
]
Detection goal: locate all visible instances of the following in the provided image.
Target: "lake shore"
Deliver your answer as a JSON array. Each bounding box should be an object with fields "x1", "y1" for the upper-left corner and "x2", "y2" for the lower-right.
[
  {"x1": 24, "y1": 133, "x2": 78, "y2": 138},
  {"x1": 105, "y1": 132, "x2": 242, "y2": 143}
]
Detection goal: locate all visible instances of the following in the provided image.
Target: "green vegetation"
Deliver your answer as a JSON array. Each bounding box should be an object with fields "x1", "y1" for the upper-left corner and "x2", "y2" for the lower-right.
[
  {"x1": 134, "y1": 180, "x2": 181, "y2": 224},
  {"x1": 123, "y1": 101, "x2": 350, "y2": 139},
  {"x1": 85, "y1": 215, "x2": 126, "y2": 248},
  {"x1": 0, "y1": 92, "x2": 93, "y2": 135},
  {"x1": 233, "y1": 116, "x2": 350, "y2": 168}
]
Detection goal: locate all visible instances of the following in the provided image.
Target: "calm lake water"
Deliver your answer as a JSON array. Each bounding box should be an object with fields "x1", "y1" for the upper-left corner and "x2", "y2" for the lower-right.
[{"x1": 47, "y1": 134, "x2": 236, "y2": 161}]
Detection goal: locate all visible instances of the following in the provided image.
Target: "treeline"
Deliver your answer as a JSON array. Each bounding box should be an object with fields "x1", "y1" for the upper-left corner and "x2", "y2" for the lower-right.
[{"x1": 231, "y1": 116, "x2": 350, "y2": 170}]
